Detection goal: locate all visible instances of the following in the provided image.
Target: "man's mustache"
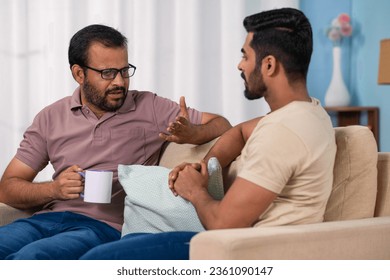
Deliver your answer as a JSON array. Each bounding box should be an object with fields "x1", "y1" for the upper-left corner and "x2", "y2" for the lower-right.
[
  {"x1": 106, "y1": 87, "x2": 127, "y2": 95},
  {"x1": 241, "y1": 72, "x2": 246, "y2": 82}
]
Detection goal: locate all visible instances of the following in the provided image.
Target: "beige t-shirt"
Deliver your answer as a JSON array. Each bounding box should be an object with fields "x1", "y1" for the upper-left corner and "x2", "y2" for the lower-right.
[{"x1": 237, "y1": 98, "x2": 336, "y2": 227}]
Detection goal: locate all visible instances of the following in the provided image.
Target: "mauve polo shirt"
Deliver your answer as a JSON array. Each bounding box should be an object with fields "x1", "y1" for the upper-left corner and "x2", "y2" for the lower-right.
[{"x1": 15, "y1": 87, "x2": 202, "y2": 231}]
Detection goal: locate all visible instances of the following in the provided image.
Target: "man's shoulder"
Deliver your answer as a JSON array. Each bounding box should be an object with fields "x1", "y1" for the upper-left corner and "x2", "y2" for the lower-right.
[
  {"x1": 37, "y1": 96, "x2": 73, "y2": 116},
  {"x1": 128, "y1": 90, "x2": 177, "y2": 107},
  {"x1": 129, "y1": 90, "x2": 155, "y2": 99}
]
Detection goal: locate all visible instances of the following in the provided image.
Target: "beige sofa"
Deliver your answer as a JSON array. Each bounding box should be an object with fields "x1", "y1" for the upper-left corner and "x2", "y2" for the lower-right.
[{"x1": 1, "y1": 125, "x2": 390, "y2": 259}]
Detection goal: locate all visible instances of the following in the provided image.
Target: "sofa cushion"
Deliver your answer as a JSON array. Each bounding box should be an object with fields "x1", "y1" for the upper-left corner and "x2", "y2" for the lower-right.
[
  {"x1": 324, "y1": 126, "x2": 378, "y2": 221},
  {"x1": 0, "y1": 203, "x2": 34, "y2": 226},
  {"x1": 119, "y1": 157, "x2": 224, "y2": 236}
]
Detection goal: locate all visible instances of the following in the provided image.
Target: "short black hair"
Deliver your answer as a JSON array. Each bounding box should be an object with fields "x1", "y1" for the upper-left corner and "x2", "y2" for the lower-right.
[
  {"x1": 243, "y1": 8, "x2": 313, "y2": 82},
  {"x1": 68, "y1": 24, "x2": 128, "y2": 67}
]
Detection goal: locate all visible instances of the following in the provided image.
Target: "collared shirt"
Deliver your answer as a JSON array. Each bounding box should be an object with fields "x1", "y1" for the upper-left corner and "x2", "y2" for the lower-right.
[{"x1": 16, "y1": 87, "x2": 202, "y2": 231}]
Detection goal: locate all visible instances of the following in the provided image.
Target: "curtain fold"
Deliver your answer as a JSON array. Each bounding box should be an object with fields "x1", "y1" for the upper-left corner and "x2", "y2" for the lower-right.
[{"x1": 0, "y1": 0, "x2": 299, "y2": 180}]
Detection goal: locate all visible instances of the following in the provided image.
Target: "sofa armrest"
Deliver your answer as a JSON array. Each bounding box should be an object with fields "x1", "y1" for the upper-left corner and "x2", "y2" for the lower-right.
[
  {"x1": 190, "y1": 217, "x2": 390, "y2": 260},
  {"x1": 0, "y1": 203, "x2": 33, "y2": 226},
  {"x1": 376, "y1": 152, "x2": 390, "y2": 217}
]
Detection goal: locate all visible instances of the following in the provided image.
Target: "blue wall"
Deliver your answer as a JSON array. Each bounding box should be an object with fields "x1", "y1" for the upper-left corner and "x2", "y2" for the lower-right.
[{"x1": 301, "y1": 0, "x2": 390, "y2": 151}]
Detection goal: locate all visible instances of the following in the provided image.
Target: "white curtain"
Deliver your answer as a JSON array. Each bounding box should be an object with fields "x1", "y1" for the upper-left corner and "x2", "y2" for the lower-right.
[{"x1": 0, "y1": 0, "x2": 298, "y2": 180}]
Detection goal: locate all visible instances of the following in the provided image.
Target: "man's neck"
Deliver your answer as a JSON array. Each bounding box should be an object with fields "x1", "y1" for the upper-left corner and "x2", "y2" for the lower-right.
[{"x1": 266, "y1": 81, "x2": 310, "y2": 112}]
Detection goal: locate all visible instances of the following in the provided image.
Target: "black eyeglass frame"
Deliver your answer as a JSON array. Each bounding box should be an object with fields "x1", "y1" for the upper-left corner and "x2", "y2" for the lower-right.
[{"x1": 81, "y1": 63, "x2": 136, "y2": 80}]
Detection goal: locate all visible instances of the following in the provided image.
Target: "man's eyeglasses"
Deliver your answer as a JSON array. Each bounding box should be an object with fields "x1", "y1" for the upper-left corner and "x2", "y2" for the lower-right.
[{"x1": 82, "y1": 63, "x2": 136, "y2": 80}]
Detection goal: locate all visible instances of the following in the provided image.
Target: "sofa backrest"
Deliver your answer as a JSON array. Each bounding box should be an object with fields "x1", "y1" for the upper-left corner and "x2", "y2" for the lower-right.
[
  {"x1": 159, "y1": 125, "x2": 379, "y2": 222},
  {"x1": 324, "y1": 126, "x2": 378, "y2": 221},
  {"x1": 158, "y1": 138, "x2": 217, "y2": 169}
]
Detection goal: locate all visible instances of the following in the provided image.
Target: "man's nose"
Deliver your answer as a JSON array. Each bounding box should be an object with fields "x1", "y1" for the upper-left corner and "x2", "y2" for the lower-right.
[
  {"x1": 112, "y1": 72, "x2": 126, "y2": 86},
  {"x1": 237, "y1": 61, "x2": 243, "y2": 71}
]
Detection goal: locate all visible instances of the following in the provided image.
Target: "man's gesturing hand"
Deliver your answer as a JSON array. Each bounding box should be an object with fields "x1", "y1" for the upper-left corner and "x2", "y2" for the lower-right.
[{"x1": 159, "y1": 96, "x2": 197, "y2": 144}]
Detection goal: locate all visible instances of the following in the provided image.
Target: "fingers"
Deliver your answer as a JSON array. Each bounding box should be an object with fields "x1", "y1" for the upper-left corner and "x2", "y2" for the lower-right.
[
  {"x1": 175, "y1": 115, "x2": 189, "y2": 126},
  {"x1": 177, "y1": 96, "x2": 189, "y2": 125},
  {"x1": 168, "y1": 163, "x2": 185, "y2": 185},
  {"x1": 199, "y1": 160, "x2": 208, "y2": 177},
  {"x1": 159, "y1": 132, "x2": 169, "y2": 141},
  {"x1": 167, "y1": 121, "x2": 180, "y2": 132},
  {"x1": 52, "y1": 177, "x2": 84, "y2": 200},
  {"x1": 179, "y1": 96, "x2": 189, "y2": 119},
  {"x1": 169, "y1": 184, "x2": 178, "y2": 196},
  {"x1": 168, "y1": 169, "x2": 178, "y2": 196},
  {"x1": 64, "y1": 186, "x2": 84, "y2": 196},
  {"x1": 62, "y1": 165, "x2": 84, "y2": 179},
  {"x1": 168, "y1": 162, "x2": 193, "y2": 195},
  {"x1": 161, "y1": 97, "x2": 192, "y2": 144},
  {"x1": 65, "y1": 165, "x2": 83, "y2": 173},
  {"x1": 168, "y1": 162, "x2": 203, "y2": 197},
  {"x1": 54, "y1": 165, "x2": 85, "y2": 200},
  {"x1": 159, "y1": 132, "x2": 179, "y2": 143},
  {"x1": 191, "y1": 162, "x2": 202, "y2": 171},
  {"x1": 167, "y1": 118, "x2": 188, "y2": 132},
  {"x1": 160, "y1": 121, "x2": 184, "y2": 141}
]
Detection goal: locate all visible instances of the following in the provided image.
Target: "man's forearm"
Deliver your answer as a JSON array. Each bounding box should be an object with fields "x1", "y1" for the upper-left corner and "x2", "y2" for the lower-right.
[
  {"x1": 192, "y1": 116, "x2": 232, "y2": 144},
  {"x1": 204, "y1": 125, "x2": 245, "y2": 168},
  {"x1": 204, "y1": 117, "x2": 262, "y2": 166},
  {"x1": 0, "y1": 178, "x2": 55, "y2": 209},
  {"x1": 186, "y1": 187, "x2": 224, "y2": 230}
]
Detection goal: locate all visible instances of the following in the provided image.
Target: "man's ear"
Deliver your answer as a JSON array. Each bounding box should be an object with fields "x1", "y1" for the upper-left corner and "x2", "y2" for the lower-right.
[
  {"x1": 263, "y1": 55, "x2": 277, "y2": 76},
  {"x1": 71, "y1": 64, "x2": 85, "y2": 84}
]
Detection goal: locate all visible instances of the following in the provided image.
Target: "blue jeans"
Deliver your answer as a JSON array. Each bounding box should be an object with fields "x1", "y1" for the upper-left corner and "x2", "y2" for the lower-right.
[
  {"x1": 80, "y1": 231, "x2": 198, "y2": 260},
  {"x1": 0, "y1": 211, "x2": 120, "y2": 260}
]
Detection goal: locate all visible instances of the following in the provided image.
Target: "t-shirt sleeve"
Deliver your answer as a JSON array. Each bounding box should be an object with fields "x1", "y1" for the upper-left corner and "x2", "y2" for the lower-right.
[
  {"x1": 151, "y1": 94, "x2": 202, "y2": 132},
  {"x1": 16, "y1": 109, "x2": 49, "y2": 172},
  {"x1": 238, "y1": 123, "x2": 307, "y2": 194}
]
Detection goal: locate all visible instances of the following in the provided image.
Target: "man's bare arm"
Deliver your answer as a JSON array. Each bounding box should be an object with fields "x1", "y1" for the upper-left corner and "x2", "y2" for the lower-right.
[
  {"x1": 203, "y1": 117, "x2": 263, "y2": 167},
  {"x1": 0, "y1": 157, "x2": 84, "y2": 209}
]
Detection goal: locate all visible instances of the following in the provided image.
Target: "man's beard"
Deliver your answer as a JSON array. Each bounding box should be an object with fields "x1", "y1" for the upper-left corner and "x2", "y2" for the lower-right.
[
  {"x1": 83, "y1": 79, "x2": 127, "y2": 112},
  {"x1": 242, "y1": 69, "x2": 267, "y2": 100}
]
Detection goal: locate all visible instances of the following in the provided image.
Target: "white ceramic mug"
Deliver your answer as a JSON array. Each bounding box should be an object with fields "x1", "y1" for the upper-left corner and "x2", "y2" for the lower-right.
[{"x1": 79, "y1": 170, "x2": 113, "y2": 203}]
